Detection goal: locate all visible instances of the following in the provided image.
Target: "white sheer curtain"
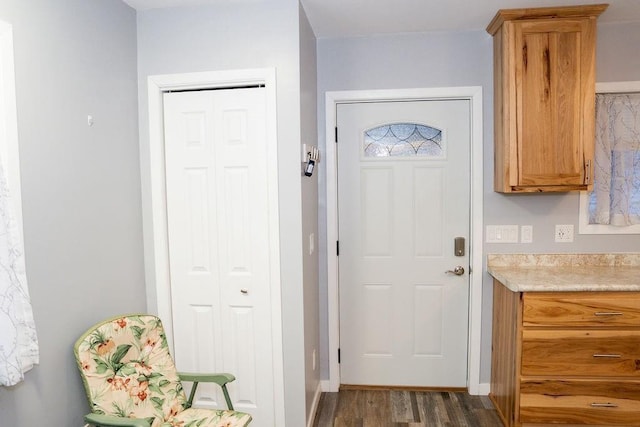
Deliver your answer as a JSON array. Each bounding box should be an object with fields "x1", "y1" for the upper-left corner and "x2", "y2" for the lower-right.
[
  {"x1": 0, "y1": 154, "x2": 38, "y2": 386},
  {"x1": 590, "y1": 92, "x2": 640, "y2": 226}
]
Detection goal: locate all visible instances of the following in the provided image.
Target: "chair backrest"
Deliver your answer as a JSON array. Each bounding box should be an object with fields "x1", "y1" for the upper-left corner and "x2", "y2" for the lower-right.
[{"x1": 74, "y1": 314, "x2": 188, "y2": 424}]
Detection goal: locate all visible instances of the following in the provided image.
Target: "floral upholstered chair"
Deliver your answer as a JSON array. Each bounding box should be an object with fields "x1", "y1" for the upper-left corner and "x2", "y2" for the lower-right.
[{"x1": 74, "y1": 314, "x2": 252, "y2": 427}]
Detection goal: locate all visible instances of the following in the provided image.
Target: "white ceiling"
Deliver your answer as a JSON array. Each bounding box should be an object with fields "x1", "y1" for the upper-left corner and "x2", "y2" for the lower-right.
[{"x1": 122, "y1": 0, "x2": 640, "y2": 38}]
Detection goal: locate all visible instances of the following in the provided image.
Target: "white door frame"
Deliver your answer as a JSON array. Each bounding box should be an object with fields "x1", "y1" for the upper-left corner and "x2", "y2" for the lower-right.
[
  {"x1": 141, "y1": 68, "x2": 285, "y2": 424},
  {"x1": 325, "y1": 87, "x2": 484, "y2": 394}
]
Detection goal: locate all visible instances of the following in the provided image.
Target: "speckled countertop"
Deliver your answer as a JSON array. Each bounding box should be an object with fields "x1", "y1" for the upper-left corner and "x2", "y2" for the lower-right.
[{"x1": 487, "y1": 253, "x2": 640, "y2": 292}]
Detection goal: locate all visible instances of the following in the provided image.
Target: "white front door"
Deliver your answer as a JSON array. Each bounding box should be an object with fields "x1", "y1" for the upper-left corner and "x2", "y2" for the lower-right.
[
  {"x1": 337, "y1": 99, "x2": 471, "y2": 387},
  {"x1": 163, "y1": 87, "x2": 274, "y2": 423}
]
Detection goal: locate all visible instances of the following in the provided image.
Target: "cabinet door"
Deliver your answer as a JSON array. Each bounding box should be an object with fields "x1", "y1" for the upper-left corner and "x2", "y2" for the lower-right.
[
  {"x1": 523, "y1": 292, "x2": 640, "y2": 327},
  {"x1": 521, "y1": 329, "x2": 640, "y2": 377},
  {"x1": 520, "y1": 379, "x2": 640, "y2": 425},
  {"x1": 514, "y1": 19, "x2": 591, "y2": 187}
]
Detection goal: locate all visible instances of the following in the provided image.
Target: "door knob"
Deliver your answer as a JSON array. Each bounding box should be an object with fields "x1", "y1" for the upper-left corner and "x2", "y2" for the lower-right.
[{"x1": 445, "y1": 266, "x2": 465, "y2": 276}]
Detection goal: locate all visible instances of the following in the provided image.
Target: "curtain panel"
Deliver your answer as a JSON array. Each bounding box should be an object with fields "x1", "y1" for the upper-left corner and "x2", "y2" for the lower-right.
[
  {"x1": 591, "y1": 92, "x2": 640, "y2": 226},
  {"x1": 0, "y1": 155, "x2": 38, "y2": 387}
]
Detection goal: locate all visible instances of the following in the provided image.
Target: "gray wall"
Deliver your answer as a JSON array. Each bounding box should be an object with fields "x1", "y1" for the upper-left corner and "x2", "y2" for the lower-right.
[
  {"x1": 317, "y1": 21, "x2": 640, "y2": 385},
  {"x1": 0, "y1": 0, "x2": 144, "y2": 425},
  {"x1": 136, "y1": 2, "x2": 310, "y2": 425},
  {"x1": 300, "y1": 3, "x2": 321, "y2": 421}
]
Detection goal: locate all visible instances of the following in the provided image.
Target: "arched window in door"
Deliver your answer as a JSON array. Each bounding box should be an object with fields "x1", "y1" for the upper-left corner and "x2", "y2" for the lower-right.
[{"x1": 364, "y1": 123, "x2": 443, "y2": 158}]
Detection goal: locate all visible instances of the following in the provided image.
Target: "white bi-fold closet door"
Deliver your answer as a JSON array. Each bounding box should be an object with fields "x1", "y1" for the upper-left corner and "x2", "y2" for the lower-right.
[{"x1": 163, "y1": 87, "x2": 274, "y2": 424}]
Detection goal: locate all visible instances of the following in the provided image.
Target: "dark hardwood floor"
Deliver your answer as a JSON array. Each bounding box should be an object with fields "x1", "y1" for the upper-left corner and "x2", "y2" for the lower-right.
[{"x1": 312, "y1": 389, "x2": 503, "y2": 427}]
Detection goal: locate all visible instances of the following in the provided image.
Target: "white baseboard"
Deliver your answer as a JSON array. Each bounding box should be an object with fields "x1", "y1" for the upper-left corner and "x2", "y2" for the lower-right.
[
  {"x1": 475, "y1": 382, "x2": 490, "y2": 396},
  {"x1": 319, "y1": 380, "x2": 489, "y2": 395},
  {"x1": 320, "y1": 379, "x2": 335, "y2": 392},
  {"x1": 306, "y1": 382, "x2": 323, "y2": 427}
]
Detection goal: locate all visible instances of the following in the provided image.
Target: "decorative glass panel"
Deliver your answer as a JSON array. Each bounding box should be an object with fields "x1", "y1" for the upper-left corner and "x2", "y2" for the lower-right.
[{"x1": 364, "y1": 123, "x2": 443, "y2": 158}]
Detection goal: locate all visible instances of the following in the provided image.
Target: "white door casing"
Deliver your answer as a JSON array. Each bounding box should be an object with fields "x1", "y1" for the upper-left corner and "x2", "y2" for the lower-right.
[
  {"x1": 142, "y1": 69, "x2": 284, "y2": 426},
  {"x1": 325, "y1": 87, "x2": 484, "y2": 393},
  {"x1": 338, "y1": 100, "x2": 470, "y2": 387}
]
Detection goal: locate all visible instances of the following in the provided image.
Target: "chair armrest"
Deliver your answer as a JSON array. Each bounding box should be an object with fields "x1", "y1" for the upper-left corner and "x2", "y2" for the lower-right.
[
  {"x1": 177, "y1": 372, "x2": 236, "y2": 387},
  {"x1": 84, "y1": 413, "x2": 151, "y2": 427},
  {"x1": 177, "y1": 372, "x2": 236, "y2": 410}
]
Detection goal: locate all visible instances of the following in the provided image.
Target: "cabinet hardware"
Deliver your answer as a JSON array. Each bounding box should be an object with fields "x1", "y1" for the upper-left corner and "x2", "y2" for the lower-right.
[
  {"x1": 593, "y1": 354, "x2": 622, "y2": 358},
  {"x1": 240, "y1": 289, "x2": 249, "y2": 294},
  {"x1": 594, "y1": 311, "x2": 623, "y2": 316},
  {"x1": 585, "y1": 159, "x2": 592, "y2": 184},
  {"x1": 590, "y1": 402, "x2": 618, "y2": 408}
]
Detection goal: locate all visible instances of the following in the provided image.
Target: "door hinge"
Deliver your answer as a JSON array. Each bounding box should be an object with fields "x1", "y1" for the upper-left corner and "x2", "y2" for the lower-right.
[
  {"x1": 336, "y1": 240, "x2": 339, "y2": 256},
  {"x1": 338, "y1": 348, "x2": 341, "y2": 364},
  {"x1": 335, "y1": 126, "x2": 338, "y2": 143}
]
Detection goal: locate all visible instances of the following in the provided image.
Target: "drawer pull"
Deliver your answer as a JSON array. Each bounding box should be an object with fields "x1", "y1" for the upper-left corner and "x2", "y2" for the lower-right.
[
  {"x1": 594, "y1": 311, "x2": 623, "y2": 316},
  {"x1": 593, "y1": 354, "x2": 622, "y2": 358},
  {"x1": 590, "y1": 402, "x2": 618, "y2": 408}
]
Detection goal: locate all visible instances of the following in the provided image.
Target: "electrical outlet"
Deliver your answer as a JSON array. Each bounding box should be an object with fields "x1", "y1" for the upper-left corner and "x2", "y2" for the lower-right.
[
  {"x1": 555, "y1": 224, "x2": 574, "y2": 243},
  {"x1": 521, "y1": 225, "x2": 533, "y2": 243}
]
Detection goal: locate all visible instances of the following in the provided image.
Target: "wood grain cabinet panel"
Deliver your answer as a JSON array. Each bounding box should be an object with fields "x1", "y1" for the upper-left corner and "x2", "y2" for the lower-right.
[
  {"x1": 524, "y1": 292, "x2": 640, "y2": 327},
  {"x1": 521, "y1": 329, "x2": 640, "y2": 377},
  {"x1": 487, "y1": 4, "x2": 607, "y2": 193},
  {"x1": 520, "y1": 380, "x2": 640, "y2": 425},
  {"x1": 490, "y1": 279, "x2": 640, "y2": 426},
  {"x1": 491, "y1": 280, "x2": 521, "y2": 427}
]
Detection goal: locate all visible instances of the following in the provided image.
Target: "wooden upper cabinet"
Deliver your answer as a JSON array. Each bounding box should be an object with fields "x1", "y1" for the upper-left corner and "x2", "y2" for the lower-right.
[{"x1": 487, "y1": 4, "x2": 608, "y2": 193}]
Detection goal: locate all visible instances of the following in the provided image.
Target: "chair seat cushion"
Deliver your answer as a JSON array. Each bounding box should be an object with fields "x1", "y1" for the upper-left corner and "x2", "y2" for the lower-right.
[{"x1": 167, "y1": 407, "x2": 252, "y2": 427}]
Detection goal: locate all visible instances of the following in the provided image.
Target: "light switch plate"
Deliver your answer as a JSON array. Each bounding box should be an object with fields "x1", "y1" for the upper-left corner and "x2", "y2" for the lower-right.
[
  {"x1": 486, "y1": 225, "x2": 519, "y2": 243},
  {"x1": 521, "y1": 225, "x2": 533, "y2": 243}
]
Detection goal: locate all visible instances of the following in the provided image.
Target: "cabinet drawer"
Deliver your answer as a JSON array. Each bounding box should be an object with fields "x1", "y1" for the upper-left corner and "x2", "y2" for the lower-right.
[
  {"x1": 523, "y1": 292, "x2": 640, "y2": 327},
  {"x1": 521, "y1": 329, "x2": 640, "y2": 376},
  {"x1": 520, "y1": 379, "x2": 640, "y2": 425}
]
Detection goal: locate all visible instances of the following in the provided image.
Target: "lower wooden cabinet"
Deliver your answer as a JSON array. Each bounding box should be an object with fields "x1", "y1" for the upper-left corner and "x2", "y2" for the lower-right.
[
  {"x1": 522, "y1": 329, "x2": 640, "y2": 377},
  {"x1": 520, "y1": 379, "x2": 640, "y2": 425},
  {"x1": 490, "y1": 281, "x2": 640, "y2": 426}
]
